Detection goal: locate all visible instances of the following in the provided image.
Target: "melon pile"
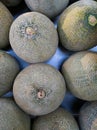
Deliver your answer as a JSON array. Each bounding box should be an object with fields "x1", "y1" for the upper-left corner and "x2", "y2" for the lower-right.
[{"x1": 0, "y1": 0, "x2": 97, "y2": 130}]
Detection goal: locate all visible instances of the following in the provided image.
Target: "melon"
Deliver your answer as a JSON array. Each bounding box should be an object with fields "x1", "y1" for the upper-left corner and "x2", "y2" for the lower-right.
[
  {"x1": 0, "y1": 98, "x2": 30, "y2": 130},
  {"x1": 9, "y1": 12, "x2": 58, "y2": 63},
  {"x1": 58, "y1": 0, "x2": 97, "y2": 51},
  {"x1": 0, "y1": 2, "x2": 13, "y2": 49},
  {"x1": 24, "y1": 0, "x2": 69, "y2": 18},
  {"x1": 79, "y1": 101, "x2": 97, "y2": 130},
  {"x1": 13, "y1": 63, "x2": 66, "y2": 116},
  {"x1": 0, "y1": 51, "x2": 20, "y2": 97},
  {"x1": 62, "y1": 51, "x2": 97, "y2": 101},
  {"x1": 32, "y1": 107, "x2": 79, "y2": 130}
]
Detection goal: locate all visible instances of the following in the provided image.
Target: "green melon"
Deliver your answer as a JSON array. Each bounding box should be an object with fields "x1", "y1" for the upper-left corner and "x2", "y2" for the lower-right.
[
  {"x1": 0, "y1": 0, "x2": 22, "y2": 7},
  {"x1": 58, "y1": 0, "x2": 97, "y2": 51},
  {"x1": 62, "y1": 51, "x2": 97, "y2": 101},
  {"x1": 0, "y1": 51, "x2": 20, "y2": 97},
  {"x1": 9, "y1": 12, "x2": 58, "y2": 63},
  {"x1": 24, "y1": 0, "x2": 69, "y2": 18},
  {"x1": 79, "y1": 101, "x2": 97, "y2": 130},
  {"x1": 13, "y1": 63, "x2": 66, "y2": 116},
  {"x1": 0, "y1": 2, "x2": 13, "y2": 49},
  {"x1": 0, "y1": 98, "x2": 30, "y2": 130},
  {"x1": 32, "y1": 107, "x2": 79, "y2": 130}
]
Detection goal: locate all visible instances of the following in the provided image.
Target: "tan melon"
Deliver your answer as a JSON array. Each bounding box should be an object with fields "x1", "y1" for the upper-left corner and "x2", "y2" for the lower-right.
[
  {"x1": 0, "y1": 2, "x2": 13, "y2": 48},
  {"x1": 24, "y1": 0, "x2": 69, "y2": 18},
  {"x1": 9, "y1": 12, "x2": 58, "y2": 63},
  {"x1": 58, "y1": 0, "x2": 97, "y2": 51},
  {"x1": 13, "y1": 63, "x2": 66, "y2": 116},
  {"x1": 0, "y1": 51, "x2": 20, "y2": 97},
  {"x1": 79, "y1": 101, "x2": 97, "y2": 130},
  {"x1": 62, "y1": 51, "x2": 97, "y2": 101},
  {"x1": 0, "y1": 98, "x2": 30, "y2": 130},
  {"x1": 32, "y1": 107, "x2": 79, "y2": 130}
]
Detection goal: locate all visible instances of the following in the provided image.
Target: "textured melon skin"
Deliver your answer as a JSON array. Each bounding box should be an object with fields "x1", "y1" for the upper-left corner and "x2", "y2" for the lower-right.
[
  {"x1": 62, "y1": 51, "x2": 97, "y2": 101},
  {"x1": 79, "y1": 101, "x2": 97, "y2": 130},
  {"x1": 9, "y1": 12, "x2": 58, "y2": 63},
  {"x1": 32, "y1": 107, "x2": 79, "y2": 130},
  {"x1": 0, "y1": 51, "x2": 20, "y2": 97},
  {"x1": 0, "y1": 98, "x2": 30, "y2": 130},
  {"x1": 58, "y1": 0, "x2": 97, "y2": 51},
  {"x1": 24, "y1": 0, "x2": 69, "y2": 18},
  {"x1": 0, "y1": 2, "x2": 13, "y2": 49},
  {"x1": 0, "y1": 0, "x2": 22, "y2": 7},
  {"x1": 13, "y1": 63, "x2": 66, "y2": 116}
]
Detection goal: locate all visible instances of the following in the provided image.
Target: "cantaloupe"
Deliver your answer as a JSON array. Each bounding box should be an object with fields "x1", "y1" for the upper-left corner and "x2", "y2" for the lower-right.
[
  {"x1": 24, "y1": 0, "x2": 69, "y2": 18},
  {"x1": 13, "y1": 63, "x2": 66, "y2": 116},
  {"x1": 79, "y1": 101, "x2": 97, "y2": 130},
  {"x1": 58, "y1": 0, "x2": 97, "y2": 51},
  {"x1": 9, "y1": 12, "x2": 58, "y2": 63},
  {"x1": 0, "y1": 2, "x2": 13, "y2": 48},
  {"x1": 62, "y1": 51, "x2": 97, "y2": 101},
  {"x1": 32, "y1": 107, "x2": 79, "y2": 130},
  {"x1": 0, "y1": 98, "x2": 30, "y2": 130},
  {"x1": 0, "y1": 51, "x2": 20, "y2": 97}
]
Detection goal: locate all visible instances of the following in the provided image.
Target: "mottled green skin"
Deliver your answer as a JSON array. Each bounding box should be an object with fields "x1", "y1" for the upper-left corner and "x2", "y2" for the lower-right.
[
  {"x1": 0, "y1": 2, "x2": 13, "y2": 49},
  {"x1": 9, "y1": 12, "x2": 58, "y2": 63},
  {"x1": 58, "y1": 0, "x2": 97, "y2": 51},
  {"x1": 32, "y1": 107, "x2": 79, "y2": 130},
  {"x1": 0, "y1": 0, "x2": 22, "y2": 7},
  {"x1": 62, "y1": 51, "x2": 97, "y2": 101},
  {"x1": 79, "y1": 101, "x2": 97, "y2": 130},
  {"x1": 25, "y1": 0, "x2": 69, "y2": 18},
  {"x1": 13, "y1": 63, "x2": 66, "y2": 116},
  {"x1": 0, "y1": 98, "x2": 30, "y2": 130},
  {"x1": 0, "y1": 51, "x2": 20, "y2": 97}
]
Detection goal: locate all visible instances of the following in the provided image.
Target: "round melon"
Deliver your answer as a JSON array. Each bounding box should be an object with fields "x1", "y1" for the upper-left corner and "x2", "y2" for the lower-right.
[
  {"x1": 9, "y1": 12, "x2": 58, "y2": 63},
  {"x1": 79, "y1": 101, "x2": 97, "y2": 130},
  {"x1": 62, "y1": 51, "x2": 97, "y2": 101},
  {"x1": 32, "y1": 107, "x2": 79, "y2": 130},
  {"x1": 58, "y1": 0, "x2": 97, "y2": 51},
  {"x1": 0, "y1": 2, "x2": 13, "y2": 49},
  {"x1": 24, "y1": 0, "x2": 69, "y2": 18},
  {"x1": 0, "y1": 51, "x2": 20, "y2": 97},
  {"x1": 13, "y1": 63, "x2": 66, "y2": 116},
  {"x1": 0, "y1": 0, "x2": 22, "y2": 7},
  {"x1": 0, "y1": 98, "x2": 30, "y2": 130}
]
